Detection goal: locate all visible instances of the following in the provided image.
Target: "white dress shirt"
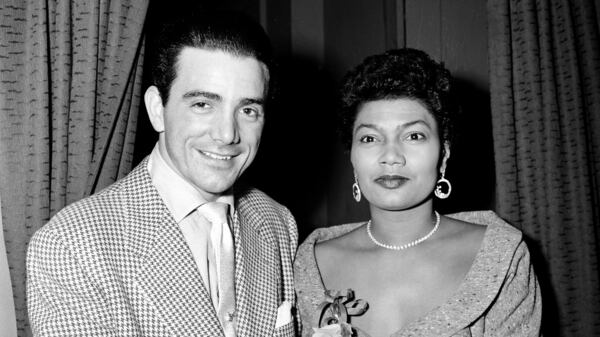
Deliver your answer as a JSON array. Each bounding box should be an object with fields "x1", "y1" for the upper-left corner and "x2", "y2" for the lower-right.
[{"x1": 147, "y1": 145, "x2": 234, "y2": 312}]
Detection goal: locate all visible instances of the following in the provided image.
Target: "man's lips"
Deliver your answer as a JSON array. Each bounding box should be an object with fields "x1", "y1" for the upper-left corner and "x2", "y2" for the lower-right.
[
  {"x1": 374, "y1": 175, "x2": 409, "y2": 189},
  {"x1": 198, "y1": 149, "x2": 237, "y2": 161}
]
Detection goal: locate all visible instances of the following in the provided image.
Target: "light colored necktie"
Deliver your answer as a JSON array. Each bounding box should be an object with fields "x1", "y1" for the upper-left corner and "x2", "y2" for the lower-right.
[{"x1": 197, "y1": 202, "x2": 237, "y2": 337}]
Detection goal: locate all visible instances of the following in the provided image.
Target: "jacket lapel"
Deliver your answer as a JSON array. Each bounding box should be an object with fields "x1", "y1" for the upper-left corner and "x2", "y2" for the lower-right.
[
  {"x1": 125, "y1": 159, "x2": 224, "y2": 336},
  {"x1": 233, "y1": 194, "x2": 281, "y2": 336}
]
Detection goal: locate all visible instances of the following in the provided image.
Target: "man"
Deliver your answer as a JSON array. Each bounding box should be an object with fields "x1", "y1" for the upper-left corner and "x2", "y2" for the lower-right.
[{"x1": 27, "y1": 11, "x2": 297, "y2": 337}]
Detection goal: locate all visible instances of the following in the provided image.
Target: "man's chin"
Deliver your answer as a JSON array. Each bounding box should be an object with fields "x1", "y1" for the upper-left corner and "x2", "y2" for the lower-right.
[{"x1": 192, "y1": 178, "x2": 236, "y2": 197}]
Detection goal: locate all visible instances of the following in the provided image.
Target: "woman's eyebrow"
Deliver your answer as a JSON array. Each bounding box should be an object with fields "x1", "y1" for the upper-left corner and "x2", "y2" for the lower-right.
[
  {"x1": 401, "y1": 119, "x2": 431, "y2": 129},
  {"x1": 354, "y1": 119, "x2": 431, "y2": 134}
]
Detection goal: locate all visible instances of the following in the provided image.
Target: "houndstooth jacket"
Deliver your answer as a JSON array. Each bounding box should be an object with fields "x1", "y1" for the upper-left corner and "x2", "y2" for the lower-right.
[{"x1": 26, "y1": 157, "x2": 298, "y2": 337}]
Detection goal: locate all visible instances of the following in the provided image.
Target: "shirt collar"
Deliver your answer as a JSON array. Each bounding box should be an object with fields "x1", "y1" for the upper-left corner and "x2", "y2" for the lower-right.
[{"x1": 147, "y1": 144, "x2": 234, "y2": 223}]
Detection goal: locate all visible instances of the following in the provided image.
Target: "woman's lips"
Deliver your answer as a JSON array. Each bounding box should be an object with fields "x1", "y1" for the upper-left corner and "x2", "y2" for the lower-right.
[{"x1": 374, "y1": 175, "x2": 409, "y2": 189}]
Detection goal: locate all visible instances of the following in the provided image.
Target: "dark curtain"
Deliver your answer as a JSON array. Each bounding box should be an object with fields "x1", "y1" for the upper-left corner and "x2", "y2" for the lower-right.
[
  {"x1": 488, "y1": 0, "x2": 600, "y2": 335},
  {"x1": 0, "y1": 1, "x2": 149, "y2": 335}
]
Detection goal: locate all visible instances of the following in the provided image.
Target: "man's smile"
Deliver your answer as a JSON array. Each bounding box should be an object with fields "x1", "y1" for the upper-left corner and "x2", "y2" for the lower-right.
[{"x1": 198, "y1": 149, "x2": 236, "y2": 161}]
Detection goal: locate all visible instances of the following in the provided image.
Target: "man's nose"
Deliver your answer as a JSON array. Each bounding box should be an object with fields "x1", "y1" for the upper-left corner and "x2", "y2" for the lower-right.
[{"x1": 210, "y1": 111, "x2": 239, "y2": 144}]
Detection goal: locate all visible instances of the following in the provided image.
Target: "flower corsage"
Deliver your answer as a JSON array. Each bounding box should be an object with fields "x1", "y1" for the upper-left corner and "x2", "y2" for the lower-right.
[{"x1": 312, "y1": 289, "x2": 368, "y2": 337}]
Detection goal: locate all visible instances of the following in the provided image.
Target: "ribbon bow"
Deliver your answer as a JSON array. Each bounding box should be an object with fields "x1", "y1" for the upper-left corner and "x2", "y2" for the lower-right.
[{"x1": 317, "y1": 289, "x2": 368, "y2": 327}]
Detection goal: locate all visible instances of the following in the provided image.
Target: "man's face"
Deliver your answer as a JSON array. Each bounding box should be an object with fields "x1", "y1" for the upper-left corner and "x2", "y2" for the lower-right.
[{"x1": 146, "y1": 47, "x2": 268, "y2": 201}]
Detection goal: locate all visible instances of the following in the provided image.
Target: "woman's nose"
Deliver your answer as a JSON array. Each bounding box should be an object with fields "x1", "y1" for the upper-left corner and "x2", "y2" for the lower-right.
[{"x1": 380, "y1": 143, "x2": 406, "y2": 167}]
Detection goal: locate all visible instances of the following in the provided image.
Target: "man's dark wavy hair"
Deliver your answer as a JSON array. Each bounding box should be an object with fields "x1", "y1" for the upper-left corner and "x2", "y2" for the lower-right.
[
  {"x1": 150, "y1": 10, "x2": 274, "y2": 104},
  {"x1": 339, "y1": 48, "x2": 458, "y2": 154}
]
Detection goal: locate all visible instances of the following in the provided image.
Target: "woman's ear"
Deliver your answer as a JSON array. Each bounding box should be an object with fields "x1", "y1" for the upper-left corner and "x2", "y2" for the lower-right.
[
  {"x1": 144, "y1": 86, "x2": 165, "y2": 133},
  {"x1": 440, "y1": 141, "x2": 451, "y2": 173}
]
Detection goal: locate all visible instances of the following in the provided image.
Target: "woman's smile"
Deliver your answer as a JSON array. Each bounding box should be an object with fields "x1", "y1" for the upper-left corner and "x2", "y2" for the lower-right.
[{"x1": 374, "y1": 175, "x2": 409, "y2": 189}]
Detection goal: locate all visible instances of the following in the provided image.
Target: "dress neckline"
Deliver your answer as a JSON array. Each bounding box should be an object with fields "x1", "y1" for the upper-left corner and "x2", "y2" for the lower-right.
[{"x1": 303, "y1": 211, "x2": 517, "y2": 337}]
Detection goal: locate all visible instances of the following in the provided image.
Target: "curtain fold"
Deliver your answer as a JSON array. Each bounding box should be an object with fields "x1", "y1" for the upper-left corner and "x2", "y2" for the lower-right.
[
  {"x1": 0, "y1": 1, "x2": 149, "y2": 335},
  {"x1": 488, "y1": 0, "x2": 600, "y2": 335},
  {"x1": 0, "y1": 195, "x2": 17, "y2": 337}
]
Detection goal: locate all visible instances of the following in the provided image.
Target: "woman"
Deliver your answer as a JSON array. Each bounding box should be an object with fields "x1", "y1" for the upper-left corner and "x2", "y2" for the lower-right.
[{"x1": 294, "y1": 49, "x2": 541, "y2": 337}]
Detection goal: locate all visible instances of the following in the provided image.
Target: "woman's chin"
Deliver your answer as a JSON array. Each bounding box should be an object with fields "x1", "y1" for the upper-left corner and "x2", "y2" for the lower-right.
[{"x1": 367, "y1": 195, "x2": 432, "y2": 212}]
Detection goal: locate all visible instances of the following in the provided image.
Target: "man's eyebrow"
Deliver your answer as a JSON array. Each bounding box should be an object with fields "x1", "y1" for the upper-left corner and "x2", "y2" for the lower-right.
[
  {"x1": 240, "y1": 97, "x2": 265, "y2": 106},
  {"x1": 182, "y1": 91, "x2": 222, "y2": 101}
]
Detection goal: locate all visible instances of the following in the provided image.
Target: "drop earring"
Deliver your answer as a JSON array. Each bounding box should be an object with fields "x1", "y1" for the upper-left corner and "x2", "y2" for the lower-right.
[
  {"x1": 352, "y1": 176, "x2": 362, "y2": 202},
  {"x1": 434, "y1": 169, "x2": 452, "y2": 199}
]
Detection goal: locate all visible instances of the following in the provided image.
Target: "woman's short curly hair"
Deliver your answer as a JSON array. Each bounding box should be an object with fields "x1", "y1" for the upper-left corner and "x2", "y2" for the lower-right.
[{"x1": 339, "y1": 48, "x2": 457, "y2": 152}]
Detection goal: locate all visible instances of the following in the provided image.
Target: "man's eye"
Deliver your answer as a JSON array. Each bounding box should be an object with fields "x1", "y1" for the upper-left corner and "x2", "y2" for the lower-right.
[
  {"x1": 192, "y1": 102, "x2": 211, "y2": 109},
  {"x1": 359, "y1": 135, "x2": 376, "y2": 143},
  {"x1": 240, "y1": 107, "x2": 262, "y2": 120}
]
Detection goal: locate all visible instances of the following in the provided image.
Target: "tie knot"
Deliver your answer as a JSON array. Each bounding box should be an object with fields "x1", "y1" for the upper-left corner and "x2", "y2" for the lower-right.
[{"x1": 197, "y1": 202, "x2": 230, "y2": 225}]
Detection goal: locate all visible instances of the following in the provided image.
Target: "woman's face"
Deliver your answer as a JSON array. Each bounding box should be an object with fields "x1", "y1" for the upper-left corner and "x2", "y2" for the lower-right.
[{"x1": 350, "y1": 98, "x2": 446, "y2": 211}]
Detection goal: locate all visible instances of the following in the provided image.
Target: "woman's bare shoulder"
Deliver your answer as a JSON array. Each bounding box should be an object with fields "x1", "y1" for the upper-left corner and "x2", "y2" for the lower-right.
[
  {"x1": 314, "y1": 224, "x2": 369, "y2": 275},
  {"x1": 444, "y1": 216, "x2": 487, "y2": 240},
  {"x1": 316, "y1": 224, "x2": 365, "y2": 254},
  {"x1": 432, "y1": 216, "x2": 488, "y2": 267}
]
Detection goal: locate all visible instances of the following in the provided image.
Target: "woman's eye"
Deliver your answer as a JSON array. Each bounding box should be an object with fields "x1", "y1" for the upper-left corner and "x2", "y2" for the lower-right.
[
  {"x1": 359, "y1": 135, "x2": 376, "y2": 143},
  {"x1": 406, "y1": 132, "x2": 426, "y2": 141}
]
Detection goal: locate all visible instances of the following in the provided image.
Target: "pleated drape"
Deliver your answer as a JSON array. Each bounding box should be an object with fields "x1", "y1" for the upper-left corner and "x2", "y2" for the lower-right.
[
  {"x1": 488, "y1": 0, "x2": 600, "y2": 335},
  {"x1": 0, "y1": 195, "x2": 17, "y2": 336},
  {"x1": 0, "y1": 1, "x2": 149, "y2": 335}
]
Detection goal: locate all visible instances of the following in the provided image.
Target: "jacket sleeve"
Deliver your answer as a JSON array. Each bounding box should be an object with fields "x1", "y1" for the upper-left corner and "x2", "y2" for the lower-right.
[
  {"x1": 284, "y1": 207, "x2": 298, "y2": 259},
  {"x1": 27, "y1": 225, "x2": 118, "y2": 337},
  {"x1": 484, "y1": 240, "x2": 542, "y2": 336},
  {"x1": 281, "y1": 206, "x2": 299, "y2": 337}
]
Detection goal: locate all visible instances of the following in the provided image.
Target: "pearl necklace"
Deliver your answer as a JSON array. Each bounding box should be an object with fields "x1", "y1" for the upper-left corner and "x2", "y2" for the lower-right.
[{"x1": 366, "y1": 211, "x2": 440, "y2": 250}]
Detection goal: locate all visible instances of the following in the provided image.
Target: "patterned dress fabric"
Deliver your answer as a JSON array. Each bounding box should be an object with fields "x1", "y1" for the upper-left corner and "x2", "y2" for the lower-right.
[
  {"x1": 26, "y1": 157, "x2": 298, "y2": 337},
  {"x1": 294, "y1": 211, "x2": 542, "y2": 337}
]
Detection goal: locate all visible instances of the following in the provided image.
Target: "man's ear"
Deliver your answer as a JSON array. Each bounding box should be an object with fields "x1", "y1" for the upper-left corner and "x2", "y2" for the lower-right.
[{"x1": 144, "y1": 86, "x2": 165, "y2": 133}]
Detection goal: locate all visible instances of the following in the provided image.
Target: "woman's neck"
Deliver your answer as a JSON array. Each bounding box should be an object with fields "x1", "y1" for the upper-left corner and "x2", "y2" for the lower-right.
[{"x1": 367, "y1": 201, "x2": 437, "y2": 244}]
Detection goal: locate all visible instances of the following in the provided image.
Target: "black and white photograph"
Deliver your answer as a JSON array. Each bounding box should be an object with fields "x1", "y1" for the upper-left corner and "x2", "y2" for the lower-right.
[{"x1": 1, "y1": 0, "x2": 599, "y2": 336}]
